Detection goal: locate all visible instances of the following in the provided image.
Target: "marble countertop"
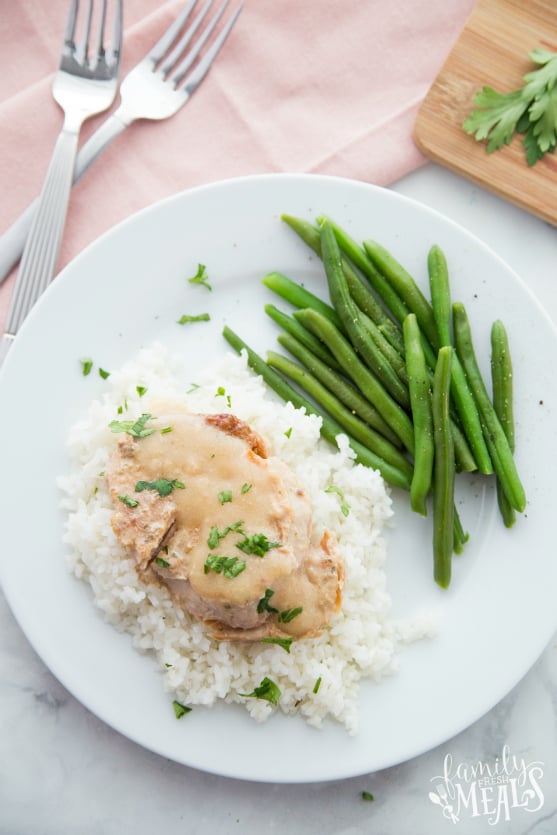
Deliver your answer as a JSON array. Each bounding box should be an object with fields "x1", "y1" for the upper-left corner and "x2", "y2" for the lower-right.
[{"x1": 1, "y1": 163, "x2": 556, "y2": 835}]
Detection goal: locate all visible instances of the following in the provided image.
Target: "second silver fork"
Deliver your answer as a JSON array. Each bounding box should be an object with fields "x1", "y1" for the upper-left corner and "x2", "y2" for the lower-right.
[{"x1": 0, "y1": 0, "x2": 243, "y2": 287}]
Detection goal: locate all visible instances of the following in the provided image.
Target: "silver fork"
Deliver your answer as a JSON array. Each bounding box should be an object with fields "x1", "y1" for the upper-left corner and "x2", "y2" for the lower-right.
[
  {"x1": 0, "y1": 0, "x2": 243, "y2": 287},
  {"x1": 2, "y1": 1, "x2": 122, "y2": 361}
]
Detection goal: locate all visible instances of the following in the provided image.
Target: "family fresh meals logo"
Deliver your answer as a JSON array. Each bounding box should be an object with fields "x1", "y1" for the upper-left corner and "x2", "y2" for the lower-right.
[{"x1": 428, "y1": 746, "x2": 545, "y2": 825}]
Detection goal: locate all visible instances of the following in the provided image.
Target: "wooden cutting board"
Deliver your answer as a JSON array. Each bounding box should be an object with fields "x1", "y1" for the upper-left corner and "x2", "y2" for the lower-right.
[{"x1": 413, "y1": 0, "x2": 557, "y2": 226}]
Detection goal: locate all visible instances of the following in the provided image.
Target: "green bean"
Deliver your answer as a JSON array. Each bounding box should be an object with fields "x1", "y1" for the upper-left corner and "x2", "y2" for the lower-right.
[
  {"x1": 427, "y1": 245, "x2": 452, "y2": 347},
  {"x1": 277, "y1": 331, "x2": 403, "y2": 447},
  {"x1": 453, "y1": 302, "x2": 526, "y2": 513},
  {"x1": 262, "y1": 271, "x2": 343, "y2": 330},
  {"x1": 428, "y1": 245, "x2": 493, "y2": 476},
  {"x1": 221, "y1": 326, "x2": 412, "y2": 490},
  {"x1": 453, "y1": 506, "x2": 469, "y2": 555},
  {"x1": 490, "y1": 320, "x2": 515, "y2": 450},
  {"x1": 316, "y1": 214, "x2": 410, "y2": 335},
  {"x1": 403, "y1": 314, "x2": 434, "y2": 516},
  {"x1": 490, "y1": 319, "x2": 516, "y2": 527},
  {"x1": 294, "y1": 307, "x2": 415, "y2": 455},
  {"x1": 451, "y1": 419, "x2": 478, "y2": 473},
  {"x1": 319, "y1": 219, "x2": 411, "y2": 409},
  {"x1": 264, "y1": 304, "x2": 342, "y2": 371},
  {"x1": 359, "y1": 310, "x2": 409, "y2": 385},
  {"x1": 280, "y1": 214, "x2": 401, "y2": 346},
  {"x1": 432, "y1": 346, "x2": 455, "y2": 589},
  {"x1": 364, "y1": 239, "x2": 439, "y2": 352},
  {"x1": 266, "y1": 350, "x2": 413, "y2": 487}
]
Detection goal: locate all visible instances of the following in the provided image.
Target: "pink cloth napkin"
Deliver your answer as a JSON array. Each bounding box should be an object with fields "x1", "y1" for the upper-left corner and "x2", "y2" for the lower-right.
[{"x1": 0, "y1": 0, "x2": 476, "y2": 331}]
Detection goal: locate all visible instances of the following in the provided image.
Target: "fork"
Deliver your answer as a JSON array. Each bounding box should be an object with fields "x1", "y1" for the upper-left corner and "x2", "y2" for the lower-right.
[
  {"x1": 1, "y1": 1, "x2": 122, "y2": 361},
  {"x1": 0, "y1": 0, "x2": 243, "y2": 287}
]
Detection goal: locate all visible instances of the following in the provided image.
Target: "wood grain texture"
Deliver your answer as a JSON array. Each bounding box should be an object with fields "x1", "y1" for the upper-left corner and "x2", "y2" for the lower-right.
[{"x1": 413, "y1": 0, "x2": 557, "y2": 226}]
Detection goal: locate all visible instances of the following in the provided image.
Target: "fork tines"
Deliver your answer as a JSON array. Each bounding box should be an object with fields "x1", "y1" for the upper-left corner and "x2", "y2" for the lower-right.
[
  {"x1": 62, "y1": 0, "x2": 123, "y2": 79},
  {"x1": 149, "y1": 0, "x2": 243, "y2": 94}
]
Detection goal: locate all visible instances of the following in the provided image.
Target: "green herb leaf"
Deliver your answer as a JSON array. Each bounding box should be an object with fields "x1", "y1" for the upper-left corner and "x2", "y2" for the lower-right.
[
  {"x1": 207, "y1": 520, "x2": 245, "y2": 550},
  {"x1": 81, "y1": 358, "x2": 93, "y2": 376},
  {"x1": 260, "y1": 637, "x2": 293, "y2": 653},
  {"x1": 136, "y1": 385, "x2": 147, "y2": 397},
  {"x1": 313, "y1": 676, "x2": 322, "y2": 694},
  {"x1": 204, "y1": 554, "x2": 246, "y2": 579},
  {"x1": 187, "y1": 263, "x2": 212, "y2": 291},
  {"x1": 277, "y1": 606, "x2": 303, "y2": 623},
  {"x1": 118, "y1": 494, "x2": 139, "y2": 508},
  {"x1": 161, "y1": 426, "x2": 173, "y2": 434},
  {"x1": 218, "y1": 490, "x2": 233, "y2": 505},
  {"x1": 241, "y1": 483, "x2": 252, "y2": 494},
  {"x1": 173, "y1": 700, "x2": 192, "y2": 719},
  {"x1": 236, "y1": 533, "x2": 281, "y2": 557},
  {"x1": 177, "y1": 313, "x2": 211, "y2": 325},
  {"x1": 361, "y1": 791, "x2": 375, "y2": 802},
  {"x1": 98, "y1": 367, "x2": 110, "y2": 380},
  {"x1": 239, "y1": 677, "x2": 281, "y2": 705},
  {"x1": 463, "y1": 48, "x2": 557, "y2": 165},
  {"x1": 325, "y1": 484, "x2": 350, "y2": 516},
  {"x1": 257, "y1": 588, "x2": 278, "y2": 614},
  {"x1": 155, "y1": 556, "x2": 170, "y2": 568},
  {"x1": 284, "y1": 427, "x2": 293, "y2": 438},
  {"x1": 135, "y1": 478, "x2": 185, "y2": 497},
  {"x1": 215, "y1": 386, "x2": 232, "y2": 408},
  {"x1": 109, "y1": 413, "x2": 155, "y2": 438}
]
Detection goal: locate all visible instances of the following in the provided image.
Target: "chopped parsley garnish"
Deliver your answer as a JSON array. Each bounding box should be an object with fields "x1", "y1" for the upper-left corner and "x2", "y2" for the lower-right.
[
  {"x1": 215, "y1": 386, "x2": 232, "y2": 408},
  {"x1": 361, "y1": 791, "x2": 375, "y2": 802},
  {"x1": 118, "y1": 494, "x2": 139, "y2": 508},
  {"x1": 204, "y1": 554, "x2": 246, "y2": 578},
  {"x1": 257, "y1": 588, "x2": 278, "y2": 614},
  {"x1": 173, "y1": 700, "x2": 192, "y2": 719},
  {"x1": 463, "y1": 48, "x2": 557, "y2": 166},
  {"x1": 117, "y1": 399, "x2": 128, "y2": 415},
  {"x1": 186, "y1": 383, "x2": 200, "y2": 393},
  {"x1": 218, "y1": 490, "x2": 233, "y2": 505},
  {"x1": 136, "y1": 385, "x2": 147, "y2": 397},
  {"x1": 177, "y1": 313, "x2": 211, "y2": 325},
  {"x1": 109, "y1": 412, "x2": 155, "y2": 438},
  {"x1": 98, "y1": 367, "x2": 110, "y2": 380},
  {"x1": 80, "y1": 358, "x2": 93, "y2": 376},
  {"x1": 155, "y1": 556, "x2": 170, "y2": 569},
  {"x1": 313, "y1": 676, "x2": 322, "y2": 694},
  {"x1": 240, "y1": 677, "x2": 281, "y2": 705},
  {"x1": 325, "y1": 484, "x2": 350, "y2": 517},
  {"x1": 284, "y1": 427, "x2": 293, "y2": 438},
  {"x1": 161, "y1": 426, "x2": 173, "y2": 434},
  {"x1": 187, "y1": 263, "x2": 212, "y2": 291},
  {"x1": 241, "y1": 483, "x2": 252, "y2": 494},
  {"x1": 277, "y1": 606, "x2": 303, "y2": 623},
  {"x1": 236, "y1": 533, "x2": 281, "y2": 557},
  {"x1": 207, "y1": 520, "x2": 245, "y2": 550},
  {"x1": 135, "y1": 478, "x2": 185, "y2": 497},
  {"x1": 260, "y1": 637, "x2": 293, "y2": 653}
]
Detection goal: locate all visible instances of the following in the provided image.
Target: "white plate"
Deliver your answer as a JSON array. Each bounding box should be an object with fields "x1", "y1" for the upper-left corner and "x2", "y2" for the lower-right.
[{"x1": 1, "y1": 174, "x2": 556, "y2": 783}]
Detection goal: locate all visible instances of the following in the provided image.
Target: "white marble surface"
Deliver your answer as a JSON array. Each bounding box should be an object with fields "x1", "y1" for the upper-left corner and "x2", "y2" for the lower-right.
[{"x1": 1, "y1": 163, "x2": 557, "y2": 834}]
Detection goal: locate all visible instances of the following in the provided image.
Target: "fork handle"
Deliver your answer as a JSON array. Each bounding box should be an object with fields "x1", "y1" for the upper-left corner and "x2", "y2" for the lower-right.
[
  {"x1": 0, "y1": 113, "x2": 129, "y2": 286},
  {"x1": 5, "y1": 127, "x2": 79, "y2": 336}
]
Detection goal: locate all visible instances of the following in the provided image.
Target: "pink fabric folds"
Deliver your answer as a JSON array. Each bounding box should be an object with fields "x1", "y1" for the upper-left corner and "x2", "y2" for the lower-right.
[{"x1": 0, "y1": 0, "x2": 476, "y2": 330}]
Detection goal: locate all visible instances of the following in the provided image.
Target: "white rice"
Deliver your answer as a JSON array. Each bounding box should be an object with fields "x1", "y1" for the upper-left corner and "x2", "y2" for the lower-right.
[{"x1": 59, "y1": 343, "x2": 432, "y2": 733}]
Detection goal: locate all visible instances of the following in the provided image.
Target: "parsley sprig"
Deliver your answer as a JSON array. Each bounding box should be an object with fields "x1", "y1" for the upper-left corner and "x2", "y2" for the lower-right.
[
  {"x1": 109, "y1": 413, "x2": 155, "y2": 438},
  {"x1": 239, "y1": 677, "x2": 281, "y2": 705},
  {"x1": 187, "y1": 263, "x2": 212, "y2": 291},
  {"x1": 236, "y1": 533, "x2": 281, "y2": 557},
  {"x1": 135, "y1": 478, "x2": 185, "y2": 497},
  {"x1": 204, "y1": 554, "x2": 246, "y2": 578},
  {"x1": 463, "y1": 48, "x2": 557, "y2": 165}
]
